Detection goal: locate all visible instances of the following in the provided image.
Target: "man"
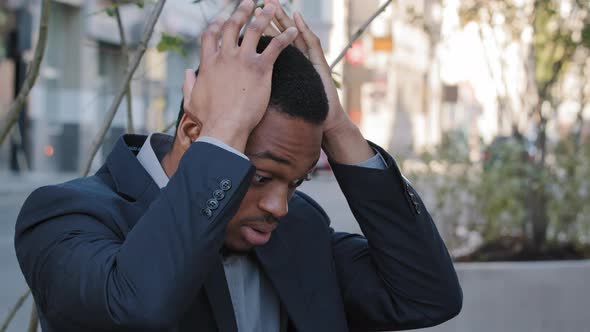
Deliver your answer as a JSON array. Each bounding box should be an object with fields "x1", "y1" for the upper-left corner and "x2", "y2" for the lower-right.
[{"x1": 15, "y1": 1, "x2": 462, "y2": 331}]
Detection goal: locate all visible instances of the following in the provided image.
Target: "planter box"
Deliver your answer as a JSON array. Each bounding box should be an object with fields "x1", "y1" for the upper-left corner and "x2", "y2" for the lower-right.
[{"x1": 416, "y1": 260, "x2": 590, "y2": 332}]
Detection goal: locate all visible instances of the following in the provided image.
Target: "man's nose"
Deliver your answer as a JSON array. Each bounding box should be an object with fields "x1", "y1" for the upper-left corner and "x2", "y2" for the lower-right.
[{"x1": 258, "y1": 189, "x2": 289, "y2": 220}]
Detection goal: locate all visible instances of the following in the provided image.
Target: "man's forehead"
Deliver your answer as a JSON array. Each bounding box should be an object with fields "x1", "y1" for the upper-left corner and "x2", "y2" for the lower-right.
[{"x1": 250, "y1": 150, "x2": 292, "y2": 165}]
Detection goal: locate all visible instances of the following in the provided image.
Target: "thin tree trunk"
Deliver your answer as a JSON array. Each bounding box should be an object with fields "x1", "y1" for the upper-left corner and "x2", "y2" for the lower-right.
[
  {"x1": 114, "y1": 4, "x2": 134, "y2": 134},
  {"x1": 0, "y1": 289, "x2": 30, "y2": 332},
  {"x1": 526, "y1": 101, "x2": 550, "y2": 250},
  {"x1": 0, "y1": 0, "x2": 51, "y2": 145},
  {"x1": 330, "y1": 0, "x2": 393, "y2": 70},
  {"x1": 2, "y1": 2, "x2": 52, "y2": 328},
  {"x1": 81, "y1": 0, "x2": 167, "y2": 176},
  {"x1": 27, "y1": 305, "x2": 38, "y2": 332}
]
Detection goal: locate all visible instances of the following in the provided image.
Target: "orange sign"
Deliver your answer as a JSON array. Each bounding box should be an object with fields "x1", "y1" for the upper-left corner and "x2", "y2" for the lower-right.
[{"x1": 373, "y1": 36, "x2": 393, "y2": 52}]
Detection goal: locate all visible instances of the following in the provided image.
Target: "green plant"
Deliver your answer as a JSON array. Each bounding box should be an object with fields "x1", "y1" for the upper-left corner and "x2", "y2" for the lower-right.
[{"x1": 407, "y1": 130, "x2": 590, "y2": 258}]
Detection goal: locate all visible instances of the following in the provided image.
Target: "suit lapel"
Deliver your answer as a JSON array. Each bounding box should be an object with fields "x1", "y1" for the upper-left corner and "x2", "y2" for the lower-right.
[
  {"x1": 204, "y1": 257, "x2": 238, "y2": 332},
  {"x1": 254, "y1": 230, "x2": 310, "y2": 332}
]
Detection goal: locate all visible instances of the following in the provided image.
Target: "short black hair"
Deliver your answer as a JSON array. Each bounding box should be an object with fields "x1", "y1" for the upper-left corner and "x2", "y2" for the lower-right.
[{"x1": 176, "y1": 36, "x2": 329, "y2": 132}]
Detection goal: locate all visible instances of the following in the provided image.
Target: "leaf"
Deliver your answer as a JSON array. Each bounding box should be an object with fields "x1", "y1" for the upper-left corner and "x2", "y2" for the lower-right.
[
  {"x1": 192, "y1": 0, "x2": 204, "y2": 3},
  {"x1": 332, "y1": 77, "x2": 341, "y2": 89},
  {"x1": 105, "y1": 7, "x2": 116, "y2": 17},
  {"x1": 582, "y1": 23, "x2": 590, "y2": 50},
  {"x1": 156, "y1": 32, "x2": 187, "y2": 56},
  {"x1": 136, "y1": 1, "x2": 144, "y2": 8}
]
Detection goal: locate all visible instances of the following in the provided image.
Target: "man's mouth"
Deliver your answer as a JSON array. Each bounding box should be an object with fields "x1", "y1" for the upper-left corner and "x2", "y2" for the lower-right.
[{"x1": 241, "y1": 223, "x2": 277, "y2": 246}]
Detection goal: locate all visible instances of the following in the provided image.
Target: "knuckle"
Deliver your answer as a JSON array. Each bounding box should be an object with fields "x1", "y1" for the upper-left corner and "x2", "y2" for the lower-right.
[
  {"x1": 272, "y1": 38, "x2": 286, "y2": 50},
  {"x1": 247, "y1": 23, "x2": 263, "y2": 34},
  {"x1": 202, "y1": 29, "x2": 215, "y2": 39},
  {"x1": 237, "y1": 2, "x2": 252, "y2": 13},
  {"x1": 223, "y1": 18, "x2": 239, "y2": 30},
  {"x1": 207, "y1": 21, "x2": 221, "y2": 32},
  {"x1": 253, "y1": 56, "x2": 268, "y2": 70}
]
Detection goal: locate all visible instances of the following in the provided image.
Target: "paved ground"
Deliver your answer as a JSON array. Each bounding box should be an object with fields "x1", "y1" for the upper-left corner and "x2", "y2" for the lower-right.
[{"x1": 0, "y1": 170, "x2": 359, "y2": 331}]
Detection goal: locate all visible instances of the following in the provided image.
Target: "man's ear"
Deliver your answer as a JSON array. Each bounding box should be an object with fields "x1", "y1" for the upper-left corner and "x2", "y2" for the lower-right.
[{"x1": 176, "y1": 113, "x2": 202, "y2": 151}]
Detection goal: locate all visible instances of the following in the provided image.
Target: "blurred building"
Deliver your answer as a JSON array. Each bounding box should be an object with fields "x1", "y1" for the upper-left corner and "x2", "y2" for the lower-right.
[
  {"x1": 338, "y1": 0, "x2": 450, "y2": 157},
  {"x1": 2, "y1": 0, "x2": 554, "y2": 173},
  {"x1": 0, "y1": 0, "x2": 339, "y2": 173}
]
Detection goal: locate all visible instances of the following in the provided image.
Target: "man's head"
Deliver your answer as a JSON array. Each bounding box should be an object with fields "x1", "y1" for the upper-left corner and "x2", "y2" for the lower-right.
[{"x1": 166, "y1": 36, "x2": 328, "y2": 251}]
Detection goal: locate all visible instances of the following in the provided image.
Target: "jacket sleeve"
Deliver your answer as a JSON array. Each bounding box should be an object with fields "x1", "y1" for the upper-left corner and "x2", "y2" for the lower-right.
[
  {"x1": 328, "y1": 142, "x2": 462, "y2": 331},
  {"x1": 14, "y1": 142, "x2": 255, "y2": 330}
]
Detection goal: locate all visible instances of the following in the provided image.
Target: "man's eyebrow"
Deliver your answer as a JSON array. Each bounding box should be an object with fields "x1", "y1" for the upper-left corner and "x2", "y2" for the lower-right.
[{"x1": 250, "y1": 151, "x2": 292, "y2": 165}]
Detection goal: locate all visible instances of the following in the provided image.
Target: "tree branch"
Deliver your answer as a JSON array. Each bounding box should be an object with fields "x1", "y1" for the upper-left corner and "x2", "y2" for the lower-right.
[
  {"x1": 0, "y1": 0, "x2": 51, "y2": 145},
  {"x1": 27, "y1": 304, "x2": 38, "y2": 332},
  {"x1": 114, "y1": 3, "x2": 135, "y2": 134},
  {"x1": 81, "y1": 0, "x2": 167, "y2": 176},
  {"x1": 0, "y1": 289, "x2": 31, "y2": 332},
  {"x1": 330, "y1": 0, "x2": 393, "y2": 70}
]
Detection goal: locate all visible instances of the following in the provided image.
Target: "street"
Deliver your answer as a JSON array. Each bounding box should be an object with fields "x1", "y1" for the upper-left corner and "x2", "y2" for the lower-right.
[{"x1": 0, "y1": 171, "x2": 361, "y2": 331}]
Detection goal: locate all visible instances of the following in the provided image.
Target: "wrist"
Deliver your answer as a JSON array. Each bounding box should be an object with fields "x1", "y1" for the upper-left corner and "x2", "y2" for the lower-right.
[{"x1": 200, "y1": 123, "x2": 250, "y2": 153}]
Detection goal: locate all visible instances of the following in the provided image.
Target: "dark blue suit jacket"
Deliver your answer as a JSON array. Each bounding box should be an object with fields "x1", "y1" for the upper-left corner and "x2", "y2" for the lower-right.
[{"x1": 15, "y1": 135, "x2": 462, "y2": 331}]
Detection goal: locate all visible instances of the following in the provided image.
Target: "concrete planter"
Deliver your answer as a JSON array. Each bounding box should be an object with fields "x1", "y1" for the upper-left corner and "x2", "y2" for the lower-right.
[{"x1": 416, "y1": 260, "x2": 590, "y2": 332}]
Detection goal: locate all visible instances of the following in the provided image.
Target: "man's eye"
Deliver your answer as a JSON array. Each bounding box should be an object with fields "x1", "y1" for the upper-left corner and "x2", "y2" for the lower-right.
[{"x1": 253, "y1": 174, "x2": 271, "y2": 185}]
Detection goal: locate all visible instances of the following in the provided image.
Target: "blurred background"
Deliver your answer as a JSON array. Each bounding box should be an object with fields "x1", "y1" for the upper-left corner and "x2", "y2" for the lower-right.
[{"x1": 0, "y1": 0, "x2": 589, "y2": 331}]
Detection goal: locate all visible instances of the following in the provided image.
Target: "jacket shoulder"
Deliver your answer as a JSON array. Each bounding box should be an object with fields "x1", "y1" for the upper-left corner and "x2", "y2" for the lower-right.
[{"x1": 16, "y1": 175, "x2": 120, "y2": 236}]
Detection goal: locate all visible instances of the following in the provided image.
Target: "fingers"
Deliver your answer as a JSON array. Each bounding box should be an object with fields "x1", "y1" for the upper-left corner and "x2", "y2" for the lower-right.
[
  {"x1": 241, "y1": 3, "x2": 276, "y2": 53},
  {"x1": 260, "y1": 26, "x2": 298, "y2": 63},
  {"x1": 200, "y1": 17, "x2": 224, "y2": 59},
  {"x1": 273, "y1": 2, "x2": 308, "y2": 54},
  {"x1": 255, "y1": 7, "x2": 280, "y2": 37},
  {"x1": 293, "y1": 12, "x2": 328, "y2": 66},
  {"x1": 182, "y1": 69, "x2": 197, "y2": 111},
  {"x1": 221, "y1": 0, "x2": 255, "y2": 51}
]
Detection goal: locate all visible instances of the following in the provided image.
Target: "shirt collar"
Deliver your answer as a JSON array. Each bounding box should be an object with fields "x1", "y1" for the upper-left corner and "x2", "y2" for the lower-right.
[{"x1": 136, "y1": 133, "x2": 173, "y2": 189}]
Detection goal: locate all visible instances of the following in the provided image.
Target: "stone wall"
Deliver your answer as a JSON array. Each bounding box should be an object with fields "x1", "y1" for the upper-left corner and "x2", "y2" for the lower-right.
[{"x1": 417, "y1": 260, "x2": 590, "y2": 332}]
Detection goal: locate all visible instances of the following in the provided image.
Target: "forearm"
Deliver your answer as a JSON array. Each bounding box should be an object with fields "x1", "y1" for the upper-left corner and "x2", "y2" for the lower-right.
[
  {"x1": 114, "y1": 143, "x2": 254, "y2": 325},
  {"x1": 17, "y1": 143, "x2": 255, "y2": 329},
  {"x1": 322, "y1": 120, "x2": 375, "y2": 165},
  {"x1": 331, "y1": 145, "x2": 462, "y2": 324}
]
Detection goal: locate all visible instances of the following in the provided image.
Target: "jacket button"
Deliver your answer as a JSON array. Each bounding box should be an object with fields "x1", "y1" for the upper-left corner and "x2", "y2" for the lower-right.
[
  {"x1": 207, "y1": 199, "x2": 219, "y2": 210},
  {"x1": 220, "y1": 179, "x2": 232, "y2": 191},
  {"x1": 213, "y1": 189, "x2": 225, "y2": 201},
  {"x1": 202, "y1": 208, "x2": 212, "y2": 218}
]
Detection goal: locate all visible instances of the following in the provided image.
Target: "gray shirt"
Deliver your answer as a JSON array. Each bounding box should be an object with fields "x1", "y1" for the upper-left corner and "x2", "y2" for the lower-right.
[{"x1": 136, "y1": 132, "x2": 387, "y2": 331}]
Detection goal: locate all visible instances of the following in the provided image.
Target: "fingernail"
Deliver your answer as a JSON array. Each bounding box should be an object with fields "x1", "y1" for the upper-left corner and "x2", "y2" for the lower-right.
[
  {"x1": 264, "y1": 4, "x2": 275, "y2": 12},
  {"x1": 286, "y1": 26, "x2": 298, "y2": 36}
]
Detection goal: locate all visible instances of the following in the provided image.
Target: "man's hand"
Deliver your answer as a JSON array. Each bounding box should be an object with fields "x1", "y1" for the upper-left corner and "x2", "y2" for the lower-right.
[
  {"x1": 260, "y1": 3, "x2": 375, "y2": 164},
  {"x1": 182, "y1": 0, "x2": 298, "y2": 153}
]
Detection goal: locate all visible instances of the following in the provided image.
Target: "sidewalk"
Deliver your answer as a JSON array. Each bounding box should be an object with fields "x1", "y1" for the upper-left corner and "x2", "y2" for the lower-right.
[{"x1": 0, "y1": 171, "x2": 76, "y2": 195}]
